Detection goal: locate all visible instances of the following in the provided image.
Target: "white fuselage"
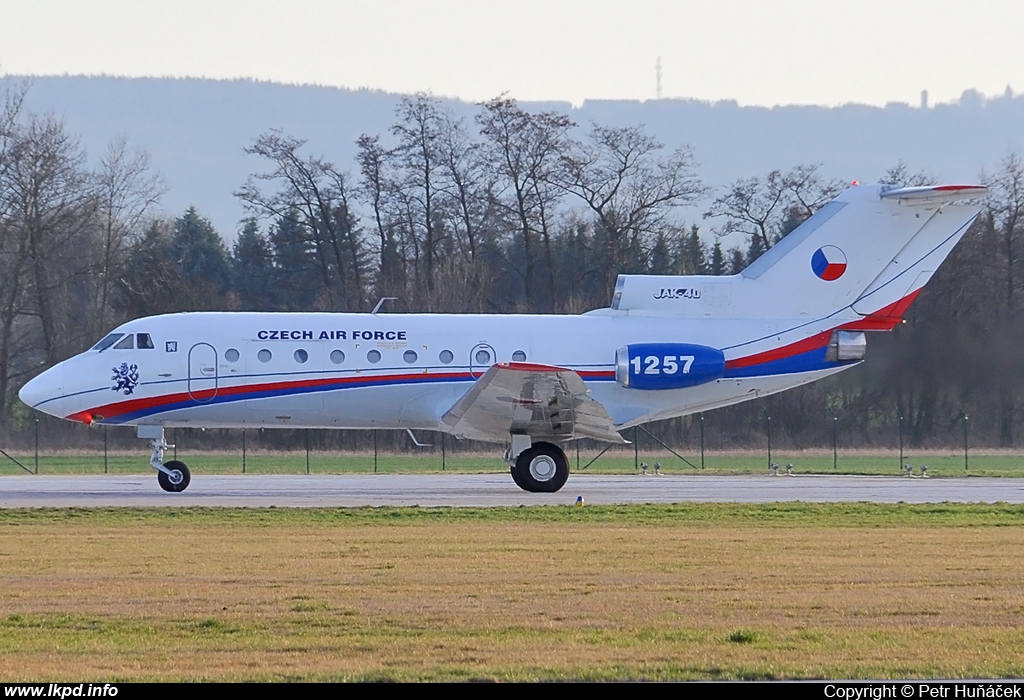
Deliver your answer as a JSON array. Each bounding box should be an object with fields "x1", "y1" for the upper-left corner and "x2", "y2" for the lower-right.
[{"x1": 19, "y1": 309, "x2": 854, "y2": 440}]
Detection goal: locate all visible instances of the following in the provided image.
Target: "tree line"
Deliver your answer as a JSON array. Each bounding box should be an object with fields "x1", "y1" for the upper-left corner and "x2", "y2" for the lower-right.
[{"x1": 2, "y1": 82, "x2": 1022, "y2": 450}]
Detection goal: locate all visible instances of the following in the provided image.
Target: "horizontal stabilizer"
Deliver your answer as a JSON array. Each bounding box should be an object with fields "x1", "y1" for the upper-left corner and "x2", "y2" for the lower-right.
[{"x1": 880, "y1": 184, "x2": 987, "y2": 204}]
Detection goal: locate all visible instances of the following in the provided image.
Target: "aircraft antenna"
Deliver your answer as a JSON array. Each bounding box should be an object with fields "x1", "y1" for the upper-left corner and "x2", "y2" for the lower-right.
[
  {"x1": 656, "y1": 57, "x2": 662, "y2": 100},
  {"x1": 372, "y1": 296, "x2": 398, "y2": 314}
]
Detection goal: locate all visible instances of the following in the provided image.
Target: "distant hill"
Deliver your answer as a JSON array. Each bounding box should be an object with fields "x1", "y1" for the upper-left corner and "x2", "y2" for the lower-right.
[{"x1": 5, "y1": 75, "x2": 1023, "y2": 239}]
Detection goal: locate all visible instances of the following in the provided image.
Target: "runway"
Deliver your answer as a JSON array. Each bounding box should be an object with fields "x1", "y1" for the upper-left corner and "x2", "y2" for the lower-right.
[{"x1": 1, "y1": 472, "x2": 1022, "y2": 507}]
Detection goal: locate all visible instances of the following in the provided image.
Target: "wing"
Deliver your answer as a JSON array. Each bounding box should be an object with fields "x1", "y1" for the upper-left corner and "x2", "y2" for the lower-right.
[{"x1": 441, "y1": 362, "x2": 625, "y2": 444}]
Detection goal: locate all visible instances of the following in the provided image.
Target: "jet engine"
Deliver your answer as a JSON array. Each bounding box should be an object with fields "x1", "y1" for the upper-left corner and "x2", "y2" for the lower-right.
[
  {"x1": 825, "y1": 330, "x2": 867, "y2": 362},
  {"x1": 615, "y1": 343, "x2": 725, "y2": 390}
]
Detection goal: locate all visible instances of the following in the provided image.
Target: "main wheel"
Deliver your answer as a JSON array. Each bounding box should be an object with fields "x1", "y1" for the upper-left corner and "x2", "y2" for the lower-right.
[
  {"x1": 510, "y1": 463, "x2": 527, "y2": 489},
  {"x1": 512, "y1": 442, "x2": 569, "y2": 493},
  {"x1": 157, "y1": 460, "x2": 191, "y2": 493}
]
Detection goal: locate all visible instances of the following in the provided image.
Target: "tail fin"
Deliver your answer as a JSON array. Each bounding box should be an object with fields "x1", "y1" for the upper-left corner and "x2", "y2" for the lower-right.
[{"x1": 609, "y1": 184, "x2": 985, "y2": 323}]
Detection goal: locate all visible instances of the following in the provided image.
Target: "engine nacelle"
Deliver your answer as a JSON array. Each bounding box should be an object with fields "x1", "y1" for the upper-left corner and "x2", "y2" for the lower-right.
[
  {"x1": 615, "y1": 343, "x2": 726, "y2": 390},
  {"x1": 825, "y1": 330, "x2": 867, "y2": 362}
]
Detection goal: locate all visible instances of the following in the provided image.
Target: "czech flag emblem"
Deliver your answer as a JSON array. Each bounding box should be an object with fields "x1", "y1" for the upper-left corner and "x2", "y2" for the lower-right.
[{"x1": 811, "y1": 246, "x2": 847, "y2": 281}]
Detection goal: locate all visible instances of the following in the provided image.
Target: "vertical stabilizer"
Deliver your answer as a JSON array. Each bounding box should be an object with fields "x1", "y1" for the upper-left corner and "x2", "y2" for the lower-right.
[{"x1": 609, "y1": 184, "x2": 984, "y2": 322}]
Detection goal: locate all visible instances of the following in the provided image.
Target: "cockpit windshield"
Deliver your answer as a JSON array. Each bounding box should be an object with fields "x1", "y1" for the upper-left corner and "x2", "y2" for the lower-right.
[{"x1": 90, "y1": 333, "x2": 125, "y2": 352}]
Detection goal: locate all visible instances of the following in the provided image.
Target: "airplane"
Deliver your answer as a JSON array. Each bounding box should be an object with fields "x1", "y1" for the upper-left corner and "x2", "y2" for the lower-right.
[{"x1": 18, "y1": 183, "x2": 986, "y2": 494}]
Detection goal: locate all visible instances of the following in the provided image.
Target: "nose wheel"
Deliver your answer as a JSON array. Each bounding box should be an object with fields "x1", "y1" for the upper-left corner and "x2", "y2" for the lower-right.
[
  {"x1": 141, "y1": 426, "x2": 193, "y2": 493},
  {"x1": 157, "y1": 460, "x2": 191, "y2": 492}
]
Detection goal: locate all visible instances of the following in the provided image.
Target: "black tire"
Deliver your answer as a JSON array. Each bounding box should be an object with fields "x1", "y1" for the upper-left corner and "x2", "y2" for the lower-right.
[
  {"x1": 512, "y1": 442, "x2": 569, "y2": 493},
  {"x1": 157, "y1": 460, "x2": 191, "y2": 493},
  {"x1": 510, "y1": 464, "x2": 526, "y2": 489}
]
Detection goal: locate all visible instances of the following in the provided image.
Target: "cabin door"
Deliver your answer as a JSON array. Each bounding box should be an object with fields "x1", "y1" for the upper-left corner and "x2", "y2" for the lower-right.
[{"x1": 188, "y1": 343, "x2": 219, "y2": 403}]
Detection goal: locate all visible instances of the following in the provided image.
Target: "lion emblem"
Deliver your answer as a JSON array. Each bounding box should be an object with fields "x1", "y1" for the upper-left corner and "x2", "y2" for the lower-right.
[{"x1": 111, "y1": 363, "x2": 140, "y2": 395}]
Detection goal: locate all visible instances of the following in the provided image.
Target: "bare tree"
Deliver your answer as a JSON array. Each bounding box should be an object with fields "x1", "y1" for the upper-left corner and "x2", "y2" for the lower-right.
[
  {"x1": 477, "y1": 95, "x2": 572, "y2": 310},
  {"x1": 0, "y1": 83, "x2": 30, "y2": 425},
  {"x1": 6, "y1": 114, "x2": 97, "y2": 365},
  {"x1": 237, "y1": 130, "x2": 365, "y2": 310},
  {"x1": 389, "y1": 94, "x2": 446, "y2": 300},
  {"x1": 705, "y1": 170, "x2": 786, "y2": 253},
  {"x1": 879, "y1": 160, "x2": 934, "y2": 187},
  {"x1": 981, "y1": 153, "x2": 1024, "y2": 312},
  {"x1": 94, "y1": 136, "x2": 166, "y2": 334},
  {"x1": 783, "y1": 163, "x2": 845, "y2": 221},
  {"x1": 977, "y1": 153, "x2": 1024, "y2": 445},
  {"x1": 436, "y1": 106, "x2": 493, "y2": 266},
  {"x1": 355, "y1": 133, "x2": 404, "y2": 301},
  {"x1": 706, "y1": 164, "x2": 844, "y2": 253},
  {"x1": 559, "y1": 123, "x2": 705, "y2": 295}
]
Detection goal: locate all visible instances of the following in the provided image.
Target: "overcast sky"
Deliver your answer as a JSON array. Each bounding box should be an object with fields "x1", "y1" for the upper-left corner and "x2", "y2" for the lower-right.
[{"x1": 2, "y1": 0, "x2": 1022, "y2": 107}]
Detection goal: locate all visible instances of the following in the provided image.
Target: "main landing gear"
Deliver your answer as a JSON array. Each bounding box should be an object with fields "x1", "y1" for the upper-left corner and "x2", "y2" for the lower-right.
[
  {"x1": 138, "y1": 426, "x2": 191, "y2": 493},
  {"x1": 506, "y1": 435, "x2": 569, "y2": 493}
]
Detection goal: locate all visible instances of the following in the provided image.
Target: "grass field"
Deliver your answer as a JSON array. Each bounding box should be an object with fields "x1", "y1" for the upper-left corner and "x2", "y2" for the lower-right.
[
  {"x1": 1, "y1": 504, "x2": 1024, "y2": 681},
  {"x1": 1, "y1": 448, "x2": 1021, "y2": 477}
]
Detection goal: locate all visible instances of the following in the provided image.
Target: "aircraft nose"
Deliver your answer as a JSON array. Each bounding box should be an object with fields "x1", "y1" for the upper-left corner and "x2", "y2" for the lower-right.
[{"x1": 18, "y1": 365, "x2": 63, "y2": 410}]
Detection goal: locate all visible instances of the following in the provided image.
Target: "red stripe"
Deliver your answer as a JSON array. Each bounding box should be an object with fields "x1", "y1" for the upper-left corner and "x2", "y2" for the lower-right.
[
  {"x1": 67, "y1": 411, "x2": 94, "y2": 425},
  {"x1": 839, "y1": 289, "x2": 921, "y2": 331},
  {"x1": 724, "y1": 330, "x2": 832, "y2": 370},
  {"x1": 725, "y1": 288, "x2": 925, "y2": 369},
  {"x1": 578, "y1": 370, "x2": 615, "y2": 379},
  {"x1": 499, "y1": 362, "x2": 566, "y2": 372},
  {"x1": 81, "y1": 371, "x2": 473, "y2": 421}
]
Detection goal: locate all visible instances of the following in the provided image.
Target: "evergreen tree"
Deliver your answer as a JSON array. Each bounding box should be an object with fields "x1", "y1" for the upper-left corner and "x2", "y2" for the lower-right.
[
  {"x1": 231, "y1": 219, "x2": 275, "y2": 310},
  {"x1": 775, "y1": 206, "x2": 805, "y2": 242},
  {"x1": 680, "y1": 225, "x2": 707, "y2": 275},
  {"x1": 648, "y1": 231, "x2": 674, "y2": 275},
  {"x1": 115, "y1": 209, "x2": 232, "y2": 315},
  {"x1": 270, "y1": 211, "x2": 321, "y2": 310},
  {"x1": 710, "y1": 241, "x2": 726, "y2": 275},
  {"x1": 114, "y1": 220, "x2": 178, "y2": 317},
  {"x1": 746, "y1": 233, "x2": 766, "y2": 266},
  {"x1": 171, "y1": 207, "x2": 231, "y2": 292},
  {"x1": 727, "y1": 246, "x2": 746, "y2": 274}
]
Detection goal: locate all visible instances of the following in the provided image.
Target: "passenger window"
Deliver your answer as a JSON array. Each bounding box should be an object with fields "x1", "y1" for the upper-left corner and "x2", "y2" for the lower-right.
[
  {"x1": 330, "y1": 350, "x2": 345, "y2": 364},
  {"x1": 512, "y1": 350, "x2": 527, "y2": 362},
  {"x1": 258, "y1": 349, "x2": 272, "y2": 363},
  {"x1": 439, "y1": 350, "x2": 454, "y2": 364},
  {"x1": 475, "y1": 349, "x2": 491, "y2": 364},
  {"x1": 137, "y1": 333, "x2": 154, "y2": 349},
  {"x1": 367, "y1": 350, "x2": 381, "y2": 363},
  {"x1": 114, "y1": 335, "x2": 134, "y2": 350},
  {"x1": 224, "y1": 348, "x2": 240, "y2": 362},
  {"x1": 294, "y1": 349, "x2": 308, "y2": 364},
  {"x1": 403, "y1": 350, "x2": 418, "y2": 363}
]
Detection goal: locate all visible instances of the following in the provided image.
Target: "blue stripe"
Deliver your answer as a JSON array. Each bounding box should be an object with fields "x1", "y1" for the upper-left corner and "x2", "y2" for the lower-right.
[{"x1": 723, "y1": 346, "x2": 857, "y2": 378}]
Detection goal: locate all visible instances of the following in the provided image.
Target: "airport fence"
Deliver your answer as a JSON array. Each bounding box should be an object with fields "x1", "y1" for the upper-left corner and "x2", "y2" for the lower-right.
[{"x1": 1, "y1": 401, "x2": 1019, "y2": 477}]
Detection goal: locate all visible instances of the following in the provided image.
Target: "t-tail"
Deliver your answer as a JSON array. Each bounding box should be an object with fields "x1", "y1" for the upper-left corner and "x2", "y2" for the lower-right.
[{"x1": 610, "y1": 183, "x2": 986, "y2": 326}]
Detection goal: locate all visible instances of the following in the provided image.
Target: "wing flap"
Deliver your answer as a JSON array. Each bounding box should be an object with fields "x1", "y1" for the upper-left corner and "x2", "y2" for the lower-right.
[{"x1": 441, "y1": 362, "x2": 625, "y2": 444}]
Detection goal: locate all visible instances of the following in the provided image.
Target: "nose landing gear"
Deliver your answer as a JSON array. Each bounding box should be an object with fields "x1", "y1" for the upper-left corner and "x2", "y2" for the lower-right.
[
  {"x1": 157, "y1": 460, "x2": 191, "y2": 492},
  {"x1": 139, "y1": 425, "x2": 191, "y2": 493}
]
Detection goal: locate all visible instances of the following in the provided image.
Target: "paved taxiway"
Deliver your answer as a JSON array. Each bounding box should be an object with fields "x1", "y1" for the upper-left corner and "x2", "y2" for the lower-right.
[{"x1": 0, "y1": 473, "x2": 1022, "y2": 507}]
